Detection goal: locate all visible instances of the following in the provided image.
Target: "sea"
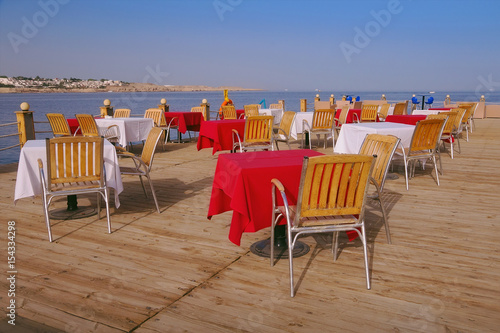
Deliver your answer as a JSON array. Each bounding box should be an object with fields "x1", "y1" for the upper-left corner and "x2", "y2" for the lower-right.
[{"x1": 1, "y1": 90, "x2": 499, "y2": 165}]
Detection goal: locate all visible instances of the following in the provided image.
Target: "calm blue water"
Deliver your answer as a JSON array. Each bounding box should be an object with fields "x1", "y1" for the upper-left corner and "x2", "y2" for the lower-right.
[{"x1": 1, "y1": 90, "x2": 498, "y2": 164}]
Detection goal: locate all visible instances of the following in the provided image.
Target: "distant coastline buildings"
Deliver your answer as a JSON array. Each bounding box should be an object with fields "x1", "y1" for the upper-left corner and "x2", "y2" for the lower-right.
[{"x1": 0, "y1": 76, "x2": 125, "y2": 89}]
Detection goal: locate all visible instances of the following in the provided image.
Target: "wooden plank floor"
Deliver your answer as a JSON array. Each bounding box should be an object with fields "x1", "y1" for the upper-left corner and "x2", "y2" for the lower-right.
[{"x1": 1, "y1": 119, "x2": 499, "y2": 332}]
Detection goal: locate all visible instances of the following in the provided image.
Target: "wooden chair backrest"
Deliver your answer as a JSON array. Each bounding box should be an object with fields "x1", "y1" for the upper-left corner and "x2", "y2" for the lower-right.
[
  {"x1": 336, "y1": 105, "x2": 350, "y2": 125},
  {"x1": 393, "y1": 103, "x2": 407, "y2": 116},
  {"x1": 269, "y1": 103, "x2": 283, "y2": 110},
  {"x1": 278, "y1": 111, "x2": 296, "y2": 137},
  {"x1": 312, "y1": 109, "x2": 335, "y2": 130},
  {"x1": 458, "y1": 103, "x2": 475, "y2": 124},
  {"x1": 450, "y1": 108, "x2": 466, "y2": 133},
  {"x1": 378, "y1": 104, "x2": 391, "y2": 118},
  {"x1": 46, "y1": 136, "x2": 103, "y2": 185},
  {"x1": 191, "y1": 106, "x2": 207, "y2": 120},
  {"x1": 359, "y1": 134, "x2": 400, "y2": 192},
  {"x1": 244, "y1": 104, "x2": 260, "y2": 118},
  {"x1": 114, "y1": 108, "x2": 131, "y2": 118},
  {"x1": 361, "y1": 105, "x2": 378, "y2": 122},
  {"x1": 144, "y1": 108, "x2": 163, "y2": 126},
  {"x1": 295, "y1": 154, "x2": 374, "y2": 222},
  {"x1": 244, "y1": 116, "x2": 273, "y2": 144},
  {"x1": 75, "y1": 114, "x2": 99, "y2": 137},
  {"x1": 140, "y1": 127, "x2": 163, "y2": 169},
  {"x1": 409, "y1": 118, "x2": 446, "y2": 152},
  {"x1": 46, "y1": 113, "x2": 71, "y2": 137},
  {"x1": 428, "y1": 112, "x2": 456, "y2": 135},
  {"x1": 222, "y1": 105, "x2": 237, "y2": 119}
]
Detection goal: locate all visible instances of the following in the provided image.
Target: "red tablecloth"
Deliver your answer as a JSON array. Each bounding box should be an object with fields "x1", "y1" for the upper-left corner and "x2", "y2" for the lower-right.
[
  {"x1": 385, "y1": 115, "x2": 426, "y2": 125},
  {"x1": 197, "y1": 119, "x2": 245, "y2": 154},
  {"x1": 208, "y1": 150, "x2": 324, "y2": 245},
  {"x1": 67, "y1": 118, "x2": 81, "y2": 135},
  {"x1": 164, "y1": 112, "x2": 204, "y2": 134}
]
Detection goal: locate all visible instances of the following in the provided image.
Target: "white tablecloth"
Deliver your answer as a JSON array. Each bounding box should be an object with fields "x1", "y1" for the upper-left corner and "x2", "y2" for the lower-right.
[
  {"x1": 334, "y1": 122, "x2": 415, "y2": 154},
  {"x1": 259, "y1": 108, "x2": 283, "y2": 125},
  {"x1": 290, "y1": 112, "x2": 314, "y2": 139},
  {"x1": 411, "y1": 109, "x2": 441, "y2": 116},
  {"x1": 14, "y1": 140, "x2": 123, "y2": 208},
  {"x1": 95, "y1": 118, "x2": 154, "y2": 147}
]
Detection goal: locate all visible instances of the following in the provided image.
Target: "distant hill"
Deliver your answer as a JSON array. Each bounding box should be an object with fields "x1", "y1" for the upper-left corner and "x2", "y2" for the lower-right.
[{"x1": 0, "y1": 76, "x2": 262, "y2": 93}]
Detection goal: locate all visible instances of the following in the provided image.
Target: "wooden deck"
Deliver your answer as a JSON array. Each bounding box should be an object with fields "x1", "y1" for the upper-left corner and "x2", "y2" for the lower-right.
[{"x1": 1, "y1": 119, "x2": 499, "y2": 332}]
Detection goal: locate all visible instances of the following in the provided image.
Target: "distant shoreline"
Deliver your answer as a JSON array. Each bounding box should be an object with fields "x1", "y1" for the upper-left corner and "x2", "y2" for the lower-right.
[{"x1": 0, "y1": 82, "x2": 264, "y2": 94}]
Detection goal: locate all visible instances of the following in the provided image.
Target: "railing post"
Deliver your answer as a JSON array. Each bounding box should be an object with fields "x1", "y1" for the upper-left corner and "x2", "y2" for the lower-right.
[
  {"x1": 100, "y1": 99, "x2": 113, "y2": 117},
  {"x1": 444, "y1": 94, "x2": 451, "y2": 106},
  {"x1": 330, "y1": 94, "x2": 335, "y2": 106},
  {"x1": 300, "y1": 99, "x2": 307, "y2": 112},
  {"x1": 381, "y1": 94, "x2": 386, "y2": 101},
  {"x1": 15, "y1": 102, "x2": 35, "y2": 148},
  {"x1": 314, "y1": 94, "x2": 320, "y2": 102},
  {"x1": 200, "y1": 99, "x2": 210, "y2": 121},
  {"x1": 158, "y1": 98, "x2": 170, "y2": 113}
]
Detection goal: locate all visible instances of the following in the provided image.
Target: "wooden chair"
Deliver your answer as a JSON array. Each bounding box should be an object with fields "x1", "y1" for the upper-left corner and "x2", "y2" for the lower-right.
[
  {"x1": 222, "y1": 105, "x2": 237, "y2": 120},
  {"x1": 103, "y1": 125, "x2": 121, "y2": 146},
  {"x1": 425, "y1": 109, "x2": 465, "y2": 159},
  {"x1": 38, "y1": 136, "x2": 110, "y2": 242},
  {"x1": 243, "y1": 104, "x2": 260, "y2": 118},
  {"x1": 436, "y1": 108, "x2": 466, "y2": 158},
  {"x1": 191, "y1": 106, "x2": 207, "y2": 121},
  {"x1": 114, "y1": 108, "x2": 131, "y2": 118},
  {"x1": 274, "y1": 111, "x2": 296, "y2": 150},
  {"x1": 334, "y1": 105, "x2": 350, "y2": 139},
  {"x1": 393, "y1": 102, "x2": 407, "y2": 116},
  {"x1": 358, "y1": 104, "x2": 378, "y2": 122},
  {"x1": 377, "y1": 104, "x2": 391, "y2": 121},
  {"x1": 117, "y1": 127, "x2": 163, "y2": 213},
  {"x1": 302, "y1": 109, "x2": 335, "y2": 150},
  {"x1": 395, "y1": 118, "x2": 446, "y2": 190},
  {"x1": 46, "y1": 113, "x2": 72, "y2": 137},
  {"x1": 269, "y1": 103, "x2": 283, "y2": 110},
  {"x1": 75, "y1": 114, "x2": 99, "y2": 137},
  {"x1": 467, "y1": 103, "x2": 478, "y2": 132},
  {"x1": 232, "y1": 115, "x2": 274, "y2": 152},
  {"x1": 359, "y1": 134, "x2": 401, "y2": 244},
  {"x1": 458, "y1": 103, "x2": 475, "y2": 141},
  {"x1": 145, "y1": 108, "x2": 176, "y2": 145},
  {"x1": 271, "y1": 154, "x2": 376, "y2": 297}
]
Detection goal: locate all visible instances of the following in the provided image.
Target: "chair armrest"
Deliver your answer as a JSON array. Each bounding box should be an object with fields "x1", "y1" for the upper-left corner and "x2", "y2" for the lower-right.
[
  {"x1": 37, "y1": 158, "x2": 48, "y2": 192},
  {"x1": 116, "y1": 149, "x2": 134, "y2": 156},
  {"x1": 353, "y1": 113, "x2": 360, "y2": 123},
  {"x1": 274, "y1": 127, "x2": 288, "y2": 140},
  {"x1": 302, "y1": 119, "x2": 310, "y2": 132},
  {"x1": 232, "y1": 128, "x2": 242, "y2": 152},
  {"x1": 167, "y1": 116, "x2": 179, "y2": 128},
  {"x1": 117, "y1": 153, "x2": 147, "y2": 171},
  {"x1": 271, "y1": 178, "x2": 285, "y2": 192}
]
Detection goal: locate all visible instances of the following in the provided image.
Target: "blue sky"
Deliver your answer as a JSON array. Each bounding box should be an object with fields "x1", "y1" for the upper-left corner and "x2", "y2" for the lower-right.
[{"x1": 1, "y1": 0, "x2": 499, "y2": 92}]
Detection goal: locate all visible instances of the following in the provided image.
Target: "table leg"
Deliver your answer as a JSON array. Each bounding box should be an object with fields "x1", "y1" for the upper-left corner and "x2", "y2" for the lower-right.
[
  {"x1": 67, "y1": 194, "x2": 78, "y2": 211},
  {"x1": 250, "y1": 224, "x2": 310, "y2": 258},
  {"x1": 49, "y1": 195, "x2": 98, "y2": 220}
]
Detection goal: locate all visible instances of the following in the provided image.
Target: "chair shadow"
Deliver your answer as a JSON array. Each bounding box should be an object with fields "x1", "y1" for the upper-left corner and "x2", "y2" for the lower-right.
[{"x1": 45, "y1": 174, "x2": 214, "y2": 241}]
